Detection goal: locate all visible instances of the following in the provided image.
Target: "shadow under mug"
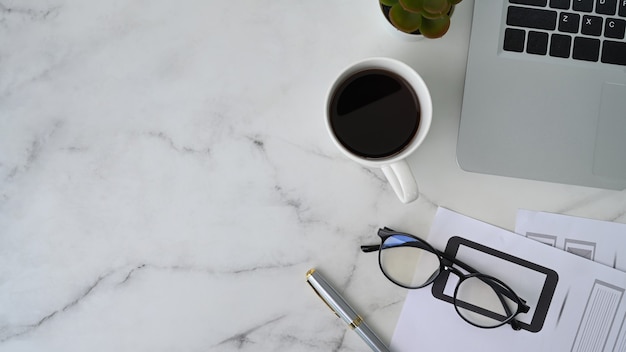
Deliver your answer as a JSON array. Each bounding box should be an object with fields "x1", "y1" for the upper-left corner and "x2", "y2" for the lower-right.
[{"x1": 325, "y1": 57, "x2": 432, "y2": 204}]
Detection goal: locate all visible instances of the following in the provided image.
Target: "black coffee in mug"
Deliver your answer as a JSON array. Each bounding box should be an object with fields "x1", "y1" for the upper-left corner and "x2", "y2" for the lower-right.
[{"x1": 328, "y1": 68, "x2": 421, "y2": 159}]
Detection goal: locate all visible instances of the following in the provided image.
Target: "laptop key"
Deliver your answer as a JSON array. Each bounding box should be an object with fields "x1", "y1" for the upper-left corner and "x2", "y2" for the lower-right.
[
  {"x1": 596, "y1": 0, "x2": 618, "y2": 15},
  {"x1": 605, "y1": 18, "x2": 626, "y2": 39},
  {"x1": 504, "y1": 28, "x2": 526, "y2": 52},
  {"x1": 550, "y1": 34, "x2": 572, "y2": 57},
  {"x1": 573, "y1": 37, "x2": 601, "y2": 61},
  {"x1": 620, "y1": 1, "x2": 626, "y2": 17},
  {"x1": 559, "y1": 12, "x2": 581, "y2": 32},
  {"x1": 581, "y1": 15, "x2": 603, "y2": 36},
  {"x1": 507, "y1": 6, "x2": 558, "y2": 30},
  {"x1": 573, "y1": 0, "x2": 594, "y2": 12},
  {"x1": 601, "y1": 41, "x2": 626, "y2": 65},
  {"x1": 550, "y1": 0, "x2": 571, "y2": 9},
  {"x1": 527, "y1": 31, "x2": 549, "y2": 54}
]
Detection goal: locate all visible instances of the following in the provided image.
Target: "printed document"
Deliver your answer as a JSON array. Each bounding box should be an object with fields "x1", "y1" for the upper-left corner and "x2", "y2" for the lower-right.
[{"x1": 390, "y1": 207, "x2": 626, "y2": 352}]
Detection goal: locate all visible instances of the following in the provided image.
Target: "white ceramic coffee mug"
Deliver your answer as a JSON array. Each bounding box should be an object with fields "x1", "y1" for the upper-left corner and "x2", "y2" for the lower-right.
[{"x1": 325, "y1": 57, "x2": 432, "y2": 204}]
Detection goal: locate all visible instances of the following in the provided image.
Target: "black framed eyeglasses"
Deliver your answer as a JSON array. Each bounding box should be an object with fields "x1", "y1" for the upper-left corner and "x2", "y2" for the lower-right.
[{"x1": 361, "y1": 228, "x2": 530, "y2": 330}]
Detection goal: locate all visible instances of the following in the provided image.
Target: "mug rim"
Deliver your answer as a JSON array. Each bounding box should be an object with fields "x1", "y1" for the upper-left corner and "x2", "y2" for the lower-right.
[{"x1": 325, "y1": 57, "x2": 432, "y2": 167}]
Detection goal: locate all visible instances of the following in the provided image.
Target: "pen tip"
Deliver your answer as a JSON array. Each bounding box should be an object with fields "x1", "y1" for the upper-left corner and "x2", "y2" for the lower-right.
[{"x1": 306, "y1": 268, "x2": 316, "y2": 278}]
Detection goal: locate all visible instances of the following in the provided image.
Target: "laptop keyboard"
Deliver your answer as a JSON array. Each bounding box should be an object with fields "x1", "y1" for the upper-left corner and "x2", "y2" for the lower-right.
[{"x1": 503, "y1": 0, "x2": 626, "y2": 66}]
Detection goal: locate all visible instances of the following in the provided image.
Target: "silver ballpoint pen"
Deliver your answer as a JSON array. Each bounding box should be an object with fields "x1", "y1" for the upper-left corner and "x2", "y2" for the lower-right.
[{"x1": 306, "y1": 268, "x2": 391, "y2": 352}]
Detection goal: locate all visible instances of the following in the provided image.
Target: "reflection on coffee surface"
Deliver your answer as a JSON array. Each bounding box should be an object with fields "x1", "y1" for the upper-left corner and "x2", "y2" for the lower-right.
[{"x1": 329, "y1": 68, "x2": 420, "y2": 159}]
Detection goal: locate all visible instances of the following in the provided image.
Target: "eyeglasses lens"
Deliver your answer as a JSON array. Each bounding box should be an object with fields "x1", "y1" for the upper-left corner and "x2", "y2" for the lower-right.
[
  {"x1": 380, "y1": 235, "x2": 441, "y2": 288},
  {"x1": 454, "y1": 275, "x2": 520, "y2": 328}
]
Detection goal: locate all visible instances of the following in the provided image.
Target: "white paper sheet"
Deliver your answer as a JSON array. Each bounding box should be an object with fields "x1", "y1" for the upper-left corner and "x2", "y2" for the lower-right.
[
  {"x1": 515, "y1": 210, "x2": 626, "y2": 272},
  {"x1": 390, "y1": 208, "x2": 626, "y2": 352}
]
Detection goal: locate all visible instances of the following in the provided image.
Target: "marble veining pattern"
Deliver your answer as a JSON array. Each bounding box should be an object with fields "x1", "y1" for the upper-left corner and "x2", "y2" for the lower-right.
[{"x1": 1, "y1": 1, "x2": 625, "y2": 351}]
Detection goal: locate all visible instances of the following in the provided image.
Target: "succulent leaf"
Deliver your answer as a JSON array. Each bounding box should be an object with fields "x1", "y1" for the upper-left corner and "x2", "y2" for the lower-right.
[
  {"x1": 398, "y1": 0, "x2": 424, "y2": 13},
  {"x1": 419, "y1": 14, "x2": 450, "y2": 38},
  {"x1": 389, "y1": 4, "x2": 423, "y2": 33},
  {"x1": 422, "y1": 0, "x2": 451, "y2": 16}
]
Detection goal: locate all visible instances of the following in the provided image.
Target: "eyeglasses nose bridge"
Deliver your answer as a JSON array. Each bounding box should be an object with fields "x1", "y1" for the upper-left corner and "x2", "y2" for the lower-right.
[{"x1": 442, "y1": 264, "x2": 465, "y2": 279}]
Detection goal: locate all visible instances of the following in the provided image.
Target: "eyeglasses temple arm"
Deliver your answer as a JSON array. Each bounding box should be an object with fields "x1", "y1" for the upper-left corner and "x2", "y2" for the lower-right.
[{"x1": 361, "y1": 244, "x2": 381, "y2": 253}]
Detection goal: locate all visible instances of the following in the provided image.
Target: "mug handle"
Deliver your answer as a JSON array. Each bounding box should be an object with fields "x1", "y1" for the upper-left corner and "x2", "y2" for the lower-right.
[{"x1": 381, "y1": 161, "x2": 419, "y2": 204}]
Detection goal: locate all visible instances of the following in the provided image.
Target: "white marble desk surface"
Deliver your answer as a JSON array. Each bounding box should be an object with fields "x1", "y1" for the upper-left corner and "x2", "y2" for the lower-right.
[{"x1": 1, "y1": 1, "x2": 625, "y2": 351}]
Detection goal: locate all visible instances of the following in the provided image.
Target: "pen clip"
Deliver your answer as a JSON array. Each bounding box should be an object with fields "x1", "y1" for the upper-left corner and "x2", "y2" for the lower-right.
[{"x1": 306, "y1": 269, "x2": 340, "y2": 318}]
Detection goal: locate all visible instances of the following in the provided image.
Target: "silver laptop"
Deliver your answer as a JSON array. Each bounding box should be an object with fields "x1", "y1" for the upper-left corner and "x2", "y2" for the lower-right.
[{"x1": 458, "y1": 0, "x2": 626, "y2": 189}]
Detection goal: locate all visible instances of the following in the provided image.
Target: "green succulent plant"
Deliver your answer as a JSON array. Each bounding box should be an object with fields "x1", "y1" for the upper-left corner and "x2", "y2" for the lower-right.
[{"x1": 380, "y1": 0, "x2": 463, "y2": 38}]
